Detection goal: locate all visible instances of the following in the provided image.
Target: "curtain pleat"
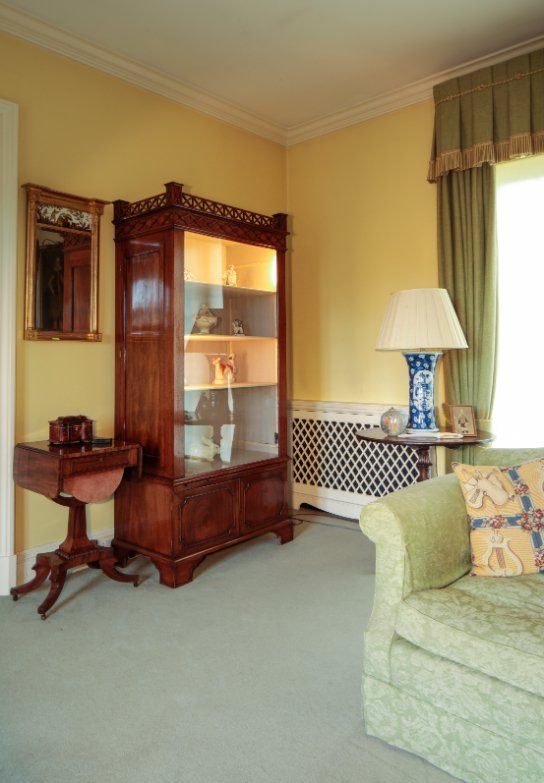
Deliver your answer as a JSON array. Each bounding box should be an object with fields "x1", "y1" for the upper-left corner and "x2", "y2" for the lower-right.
[
  {"x1": 437, "y1": 166, "x2": 498, "y2": 464},
  {"x1": 429, "y1": 49, "x2": 544, "y2": 182}
]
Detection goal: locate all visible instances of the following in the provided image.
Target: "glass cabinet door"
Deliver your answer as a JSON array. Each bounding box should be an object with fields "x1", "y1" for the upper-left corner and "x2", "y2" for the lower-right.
[{"x1": 183, "y1": 232, "x2": 279, "y2": 477}]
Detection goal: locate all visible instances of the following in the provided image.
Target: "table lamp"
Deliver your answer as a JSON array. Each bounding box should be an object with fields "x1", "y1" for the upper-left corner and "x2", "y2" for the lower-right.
[{"x1": 376, "y1": 288, "x2": 468, "y2": 432}]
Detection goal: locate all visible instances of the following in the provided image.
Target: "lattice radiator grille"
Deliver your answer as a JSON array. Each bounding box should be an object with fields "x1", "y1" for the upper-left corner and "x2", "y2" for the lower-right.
[{"x1": 289, "y1": 401, "x2": 419, "y2": 518}]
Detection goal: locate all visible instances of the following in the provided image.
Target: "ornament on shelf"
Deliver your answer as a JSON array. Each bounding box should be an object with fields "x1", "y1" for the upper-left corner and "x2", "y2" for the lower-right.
[
  {"x1": 380, "y1": 407, "x2": 409, "y2": 436},
  {"x1": 184, "y1": 267, "x2": 196, "y2": 281},
  {"x1": 220, "y1": 423, "x2": 235, "y2": 463},
  {"x1": 194, "y1": 303, "x2": 218, "y2": 334},
  {"x1": 222, "y1": 265, "x2": 238, "y2": 286},
  {"x1": 195, "y1": 390, "x2": 213, "y2": 421},
  {"x1": 232, "y1": 319, "x2": 245, "y2": 336},
  {"x1": 212, "y1": 353, "x2": 236, "y2": 385},
  {"x1": 184, "y1": 423, "x2": 221, "y2": 462},
  {"x1": 189, "y1": 435, "x2": 220, "y2": 462}
]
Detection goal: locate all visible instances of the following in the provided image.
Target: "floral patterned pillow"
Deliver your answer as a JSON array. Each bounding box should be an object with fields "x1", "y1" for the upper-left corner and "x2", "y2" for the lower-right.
[{"x1": 453, "y1": 459, "x2": 544, "y2": 577}]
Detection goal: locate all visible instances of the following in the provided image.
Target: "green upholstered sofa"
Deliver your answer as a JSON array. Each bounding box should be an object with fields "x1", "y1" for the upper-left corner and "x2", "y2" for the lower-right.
[{"x1": 359, "y1": 448, "x2": 544, "y2": 783}]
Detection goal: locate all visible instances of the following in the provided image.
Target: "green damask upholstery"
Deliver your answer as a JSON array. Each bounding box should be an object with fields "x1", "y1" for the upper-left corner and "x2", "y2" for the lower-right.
[
  {"x1": 359, "y1": 446, "x2": 544, "y2": 783},
  {"x1": 397, "y1": 574, "x2": 544, "y2": 697},
  {"x1": 363, "y1": 676, "x2": 544, "y2": 783},
  {"x1": 391, "y1": 639, "x2": 544, "y2": 752}
]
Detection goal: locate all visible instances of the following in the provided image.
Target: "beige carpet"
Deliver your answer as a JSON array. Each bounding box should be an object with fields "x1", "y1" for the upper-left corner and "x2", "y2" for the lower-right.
[{"x1": 0, "y1": 514, "x2": 456, "y2": 783}]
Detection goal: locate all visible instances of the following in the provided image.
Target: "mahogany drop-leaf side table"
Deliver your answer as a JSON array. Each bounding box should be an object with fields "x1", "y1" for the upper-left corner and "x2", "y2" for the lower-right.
[{"x1": 11, "y1": 440, "x2": 142, "y2": 619}]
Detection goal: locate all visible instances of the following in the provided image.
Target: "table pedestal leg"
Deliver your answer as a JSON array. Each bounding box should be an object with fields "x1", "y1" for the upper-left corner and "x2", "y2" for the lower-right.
[
  {"x1": 415, "y1": 445, "x2": 433, "y2": 482},
  {"x1": 10, "y1": 498, "x2": 139, "y2": 619},
  {"x1": 99, "y1": 555, "x2": 140, "y2": 585}
]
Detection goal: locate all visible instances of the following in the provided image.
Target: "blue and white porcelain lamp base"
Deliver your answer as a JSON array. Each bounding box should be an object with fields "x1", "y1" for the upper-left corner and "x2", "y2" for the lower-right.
[{"x1": 403, "y1": 352, "x2": 442, "y2": 432}]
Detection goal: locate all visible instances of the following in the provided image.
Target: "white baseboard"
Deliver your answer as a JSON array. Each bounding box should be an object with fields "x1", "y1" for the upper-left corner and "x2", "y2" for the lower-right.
[
  {"x1": 290, "y1": 482, "x2": 375, "y2": 521},
  {"x1": 16, "y1": 528, "x2": 114, "y2": 585}
]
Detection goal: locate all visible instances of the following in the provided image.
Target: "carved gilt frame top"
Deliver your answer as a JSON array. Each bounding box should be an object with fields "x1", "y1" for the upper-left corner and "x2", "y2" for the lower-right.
[{"x1": 23, "y1": 183, "x2": 108, "y2": 341}]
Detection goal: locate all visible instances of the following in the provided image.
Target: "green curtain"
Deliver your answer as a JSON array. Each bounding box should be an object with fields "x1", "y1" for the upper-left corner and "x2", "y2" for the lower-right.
[
  {"x1": 429, "y1": 48, "x2": 544, "y2": 183},
  {"x1": 437, "y1": 166, "x2": 498, "y2": 464},
  {"x1": 429, "y1": 47, "x2": 544, "y2": 464}
]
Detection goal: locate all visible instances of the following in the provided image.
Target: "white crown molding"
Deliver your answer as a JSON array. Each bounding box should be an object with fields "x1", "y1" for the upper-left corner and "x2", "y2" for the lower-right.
[
  {"x1": 0, "y1": 3, "x2": 543, "y2": 148},
  {"x1": 0, "y1": 97, "x2": 18, "y2": 595},
  {"x1": 0, "y1": 3, "x2": 284, "y2": 144},
  {"x1": 285, "y1": 32, "x2": 544, "y2": 145}
]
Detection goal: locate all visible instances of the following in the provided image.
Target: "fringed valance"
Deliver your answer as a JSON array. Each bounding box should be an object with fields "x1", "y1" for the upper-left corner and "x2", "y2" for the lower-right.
[{"x1": 428, "y1": 48, "x2": 544, "y2": 182}]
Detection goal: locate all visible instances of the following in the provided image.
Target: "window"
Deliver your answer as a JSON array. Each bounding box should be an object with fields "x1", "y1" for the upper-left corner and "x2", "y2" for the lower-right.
[{"x1": 493, "y1": 155, "x2": 544, "y2": 446}]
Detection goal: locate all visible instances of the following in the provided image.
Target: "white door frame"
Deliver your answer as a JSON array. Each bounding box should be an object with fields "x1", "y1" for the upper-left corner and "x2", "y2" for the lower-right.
[{"x1": 0, "y1": 99, "x2": 18, "y2": 594}]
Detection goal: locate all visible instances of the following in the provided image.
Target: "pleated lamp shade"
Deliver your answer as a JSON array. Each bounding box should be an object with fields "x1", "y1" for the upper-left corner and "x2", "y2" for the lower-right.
[{"x1": 376, "y1": 288, "x2": 468, "y2": 351}]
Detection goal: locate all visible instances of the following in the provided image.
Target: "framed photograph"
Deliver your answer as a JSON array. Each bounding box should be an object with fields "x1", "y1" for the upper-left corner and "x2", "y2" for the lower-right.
[{"x1": 450, "y1": 405, "x2": 477, "y2": 436}]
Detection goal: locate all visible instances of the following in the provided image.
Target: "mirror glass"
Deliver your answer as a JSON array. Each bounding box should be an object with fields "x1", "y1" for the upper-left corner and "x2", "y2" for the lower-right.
[
  {"x1": 35, "y1": 226, "x2": 92, "y2": 333},
  {"x1": 24, "y1": 185, "x2": 107, "y2": 341}
]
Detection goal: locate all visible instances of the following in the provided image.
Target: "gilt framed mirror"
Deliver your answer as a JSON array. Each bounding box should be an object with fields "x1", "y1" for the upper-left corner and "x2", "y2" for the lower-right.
[{"x1": 23, "y1": 184, "x2": 108, "y2": 341}]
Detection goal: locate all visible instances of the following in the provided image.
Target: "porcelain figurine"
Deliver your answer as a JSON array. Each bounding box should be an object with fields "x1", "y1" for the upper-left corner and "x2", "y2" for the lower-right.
[
  {"x1": 188, "y1": 435, "x2": 220, "y2": 462},
  {"x1": 222, "y1": 265, "x2": 238, "y2": 286},
  {"x1": 232, "y1": 319, "x2": 245, "y2": 336},
  {"x1": 184, "y1": 267, "x2": 196, "y2": 281},
  {"x1": 212, "y1": 353, "x2": 236, "y2": 385},
  {"x1": 195, "y1": 304, "x2": 218, "y2": 334}
]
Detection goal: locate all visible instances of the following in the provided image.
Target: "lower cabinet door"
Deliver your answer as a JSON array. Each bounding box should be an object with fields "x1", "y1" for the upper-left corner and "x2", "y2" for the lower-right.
[
  {"x1": 179, "y1": 479, "x2": 238, "y2": 553},
  {"x1": 241, "y1": 466, "x2": 288, "y2": 532}
]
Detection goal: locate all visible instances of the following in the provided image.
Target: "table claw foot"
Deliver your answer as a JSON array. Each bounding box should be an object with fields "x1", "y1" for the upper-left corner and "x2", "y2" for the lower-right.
[
  {"x1": 10, "y1": 561, "x2": 51, "y2": 601},
  {"x1": 37, "y1": 568, "x2": 66, "y2": 619},
  {"x1": 99, "y1": 557, "x2": 140, "y2": 586}
]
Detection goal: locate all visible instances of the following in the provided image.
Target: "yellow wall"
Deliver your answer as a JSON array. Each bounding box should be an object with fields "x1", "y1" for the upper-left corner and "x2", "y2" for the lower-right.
[
  {"x1": 3, "y1": 31, "x2": 441, "y2": 552},
  {"x1": 287, "y1": 101, "x2": 438, "y2": 403},
  {"x1": 0, "y1": 32, "x2": 286, "y2": 550}
]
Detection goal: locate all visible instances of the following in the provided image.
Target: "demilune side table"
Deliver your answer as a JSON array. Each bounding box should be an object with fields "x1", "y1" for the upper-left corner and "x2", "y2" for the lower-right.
[{"x1": 355, "y1": 429, "x2": 494, "y2": 483}]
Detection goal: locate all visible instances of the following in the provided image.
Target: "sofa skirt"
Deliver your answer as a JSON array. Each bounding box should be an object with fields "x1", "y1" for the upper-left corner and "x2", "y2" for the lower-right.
[{"x1": 363, "y1": 671, "x2": 544, "y2": 783}]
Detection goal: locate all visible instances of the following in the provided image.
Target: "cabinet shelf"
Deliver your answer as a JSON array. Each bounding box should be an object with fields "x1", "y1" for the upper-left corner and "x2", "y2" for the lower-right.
[
  {"x1": 185, "y1": 281, "x2": 276, "y2": 296},
  {"x1": 184, "y1": 446, "x2": 277, "y2": 477},
  {"x1": 185, "y1": 381, "x2": 277, "y2": 391},
  {"x1": 184, "y1": 334, "x2": 276, "y2": 342}
]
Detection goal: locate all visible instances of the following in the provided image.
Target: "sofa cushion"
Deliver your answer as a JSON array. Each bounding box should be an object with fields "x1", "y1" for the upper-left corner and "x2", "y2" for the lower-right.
[
  {"x1": 453, "y1": 459, "x2": 544, "y2": 576},
  {"x1": 395, "y1": 572, "x2": 544, "y2": 698}
]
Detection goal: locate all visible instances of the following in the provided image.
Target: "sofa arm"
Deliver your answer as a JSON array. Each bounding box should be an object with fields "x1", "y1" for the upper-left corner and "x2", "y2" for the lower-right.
[{"x1": 359, "y1": 473, "x2": 469, "y2": 681}]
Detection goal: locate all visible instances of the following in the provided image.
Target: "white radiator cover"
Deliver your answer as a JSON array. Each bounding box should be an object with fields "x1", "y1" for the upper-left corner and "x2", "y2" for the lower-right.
[{"x1": 289, "y1": 400, "x2": 419, "y2": 520}]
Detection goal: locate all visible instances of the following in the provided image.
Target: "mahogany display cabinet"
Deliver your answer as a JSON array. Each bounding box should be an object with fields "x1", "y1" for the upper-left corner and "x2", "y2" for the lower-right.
[{"x1": 112, "y1": 183, "x2": 293, "y2": 586}]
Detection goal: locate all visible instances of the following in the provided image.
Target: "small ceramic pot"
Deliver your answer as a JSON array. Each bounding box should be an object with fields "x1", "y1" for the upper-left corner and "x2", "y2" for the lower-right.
[{"x1": 380, "y1": 407, "x2": 409, "y2": 436}]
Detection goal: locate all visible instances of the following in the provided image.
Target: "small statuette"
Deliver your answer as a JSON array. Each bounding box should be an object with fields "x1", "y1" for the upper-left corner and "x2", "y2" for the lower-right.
[
  {"x1": 222, "y1": 265, "x2": 237, "y2": 286},
  {"x1": 232, "y1": 319, "x2": 245, "y2": 336},
  {"x1": 380, "y1": 407, "x2": 408, "y2": 436},
  {"x1": 194, "y1": 303, "x2": 218, "y2": 334},
  {"x1": 212, "y1": 353, "x2": 236, "y2": 385},
  {"x1": 188, "y1": 436, "x2": 220, "y2": 462},
  {"x1": 184, "y1": 267, "x2": 196, "y2": 281}
]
